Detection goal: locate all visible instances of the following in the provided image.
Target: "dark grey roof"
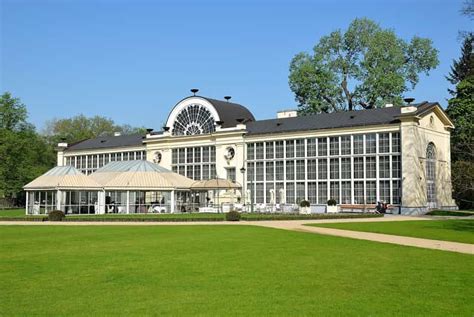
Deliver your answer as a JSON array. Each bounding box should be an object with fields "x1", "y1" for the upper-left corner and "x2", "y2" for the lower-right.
[
  {"x1": 201, "y1": 97, "x2": 255, "y2": 128},
  {"x1": 65, "y1": 134, "x2": 145, "y2": 151},
  {"x1": 246, "y1": 102, "x2": 439, "y2": 135}
]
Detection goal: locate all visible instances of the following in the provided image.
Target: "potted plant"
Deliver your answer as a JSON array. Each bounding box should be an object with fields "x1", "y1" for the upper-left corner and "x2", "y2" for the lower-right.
[
  {"x1": 326, "y1": 199, "x2": 338, "y2": 213},
  {"x1": 299, "y1": 200, "x2": 311, "y2": 214}
]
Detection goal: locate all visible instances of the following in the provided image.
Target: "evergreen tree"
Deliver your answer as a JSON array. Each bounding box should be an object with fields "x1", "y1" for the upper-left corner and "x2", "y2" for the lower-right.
[{"x1": 447, "y1": 33, "x2": 474, "y2": 95}]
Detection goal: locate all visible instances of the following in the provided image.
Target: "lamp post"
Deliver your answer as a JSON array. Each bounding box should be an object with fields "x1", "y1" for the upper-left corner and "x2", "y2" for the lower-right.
[{"x1": 240, "y1": 166, "x2": 254, "y2": 213}]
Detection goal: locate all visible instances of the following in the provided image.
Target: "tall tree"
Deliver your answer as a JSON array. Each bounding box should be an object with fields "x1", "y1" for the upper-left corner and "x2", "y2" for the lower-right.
[
  {"x1": 289, "y1": 18, "x2": 439, "y2": 113},
  {"x1": 461, "y1": 0, "x2": 474, "y2": 19},
  {"x1": 44, "y1": 115, "x2": 146, "y2": 145},
  {"x1": 0, "y1": 93, "x2": 55, "y2": 205},
  {"x1": 447, "y1": 33, "x2": 474, "y2": 94}
]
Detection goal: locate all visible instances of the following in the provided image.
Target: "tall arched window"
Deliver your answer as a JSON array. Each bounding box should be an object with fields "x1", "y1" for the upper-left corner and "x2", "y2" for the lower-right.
[
  {"x1": 171, "y1": 104, "x2": 216, "y2": 136},
  {"x1": 426, "y1": 143, "x2": 437, "y2": 207}
]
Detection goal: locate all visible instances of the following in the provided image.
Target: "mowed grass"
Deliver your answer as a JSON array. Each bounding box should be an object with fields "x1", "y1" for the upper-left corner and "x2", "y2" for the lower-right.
[
  {"x1": 1, "y1": 226, "x2": 473, "y2": 316},
  {"x1": 310, "y1": 219, "x2": 474, "y2": 244},
  {"x1": 0, "y1": 209, "x2": 25, "y2": 217}
]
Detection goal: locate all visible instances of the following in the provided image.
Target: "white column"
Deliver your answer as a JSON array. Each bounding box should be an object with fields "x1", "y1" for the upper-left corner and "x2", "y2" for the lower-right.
[
  {"x1": 56, "y1": 190, "x2": 61, "y2": 211},
  {"x1": 170, "y1": 190, "x2": 175, "y2": 213},
  {"x1": 25, "y1": 191, "x2": 29, "y2": 215},
  {"x1": 126, "y1": 191, "x2": 130, "y2": 214}
]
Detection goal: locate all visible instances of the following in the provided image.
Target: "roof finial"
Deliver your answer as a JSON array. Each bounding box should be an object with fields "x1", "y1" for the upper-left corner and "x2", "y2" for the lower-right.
[
  {"x1": 224, "y1": 96, "x2": 231, "y2": 102},
  {"x1": 404, "y1": 97, "x2": 415, "y2": 105},
  {"x1": 191, "y1": 88, "x2": 199, "y2": 96}
]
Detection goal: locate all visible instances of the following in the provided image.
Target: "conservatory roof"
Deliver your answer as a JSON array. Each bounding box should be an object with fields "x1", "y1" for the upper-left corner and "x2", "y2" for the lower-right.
[
  {"x1": 89, "y1": 160, "x2": 195, "y2": 190},
  {"x1": 24, "y1": 166, "x2": 102, "y2": 190}
]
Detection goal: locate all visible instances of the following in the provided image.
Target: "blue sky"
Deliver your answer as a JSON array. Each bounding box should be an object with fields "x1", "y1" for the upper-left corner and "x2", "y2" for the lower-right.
[{"x1": 1, "y1": 0, "x2": 471, "y2": 131}]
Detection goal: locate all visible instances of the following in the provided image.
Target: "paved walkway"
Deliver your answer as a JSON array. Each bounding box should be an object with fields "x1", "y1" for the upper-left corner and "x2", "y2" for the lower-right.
[
  {"x1": 251, "y1": 218, "x2": 474, "y2": 255},
  {"x1": 1, "y1": 215, "x2": 473, "y2": 255}
]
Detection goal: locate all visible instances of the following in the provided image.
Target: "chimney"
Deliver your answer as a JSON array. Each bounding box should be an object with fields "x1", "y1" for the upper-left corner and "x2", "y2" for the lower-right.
[
  {"x1": 114, "y1": 132, "x2": 121, "y2": 137},
  {"x1": 277, "y1": 110, "x2": 298, "y2": 119}
]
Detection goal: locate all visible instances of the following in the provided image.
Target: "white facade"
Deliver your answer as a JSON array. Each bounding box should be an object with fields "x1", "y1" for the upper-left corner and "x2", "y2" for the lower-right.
[{"x1": 56, "y1": 96, "x2": 458, "y2": 214}]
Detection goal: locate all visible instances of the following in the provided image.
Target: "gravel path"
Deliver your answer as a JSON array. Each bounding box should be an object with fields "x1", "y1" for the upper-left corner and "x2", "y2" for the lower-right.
[{"x1": 1, "y1": 215, "x2": 472, "y2": 254}]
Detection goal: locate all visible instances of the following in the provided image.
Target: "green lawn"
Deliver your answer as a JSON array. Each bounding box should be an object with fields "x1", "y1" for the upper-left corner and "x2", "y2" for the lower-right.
[
  {"x1": 309, "y1": 219, "x2": 474, "y2": 244},
  {"x1": 1, "y1": 226, "x2": 473, "y2": 315},
  {"x1": 427, "y1": 210, "x2": 474, "y2": 217},
  {"x1": 0, "y1": 209, "x2": 26, "y2": 217}
]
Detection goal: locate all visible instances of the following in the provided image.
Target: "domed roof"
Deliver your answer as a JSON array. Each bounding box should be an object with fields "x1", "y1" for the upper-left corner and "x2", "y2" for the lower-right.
[{"x1": 165, "y1": 96, "x2": 255, "y2": 135}]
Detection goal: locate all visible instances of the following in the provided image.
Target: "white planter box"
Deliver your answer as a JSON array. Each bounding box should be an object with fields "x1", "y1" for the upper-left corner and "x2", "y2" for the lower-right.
[
  {"x1": 326, "y1": 205, "x2": 339, "y2": 213},
  {"x1": 299, "y1": 206, "x2": 311, "y2": 214}
]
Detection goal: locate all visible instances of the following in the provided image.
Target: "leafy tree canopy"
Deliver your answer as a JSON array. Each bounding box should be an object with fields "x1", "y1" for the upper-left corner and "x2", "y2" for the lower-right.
[
  {"x1": 0, "y1": 93, "x2": 55, "y2": 202},
  {"x1": 289, "y1": 18, "x2": 439, "y2": 113},
  {"x1": 44, "y1": 115, "x2": 146, "y2": 145}
]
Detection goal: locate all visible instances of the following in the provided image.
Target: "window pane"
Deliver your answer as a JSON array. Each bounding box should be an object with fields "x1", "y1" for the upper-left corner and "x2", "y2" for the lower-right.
[
  {"x1": 202, "y1": 147, "x2": 210, "y2": 162},
  {"x1": 247, "y1": 163, "x2": 254, "y2": 181},
  {"x1": 330, "y1": 158, "x2": 339, "y2": 179},
  {"x1": 307, "y1": 138, "x2": 317, "y2": 157},
  {"x1": 392, "y1": 155, "x2": 401, "y2": 178},
  {"x1": 366, "y1": 157, "x2": 376, "y2": 178},
  {"x1": 354, "y1": 157, "x2": 364, "y2": 179},
  {"x1": 275, "y1": 141, "x2": 284, "y2": 158},
  {"x1": 307, "y1": 159, "x2": 317, "y2": 180},
  {"x1": 286, "y1": 140, "x2": 294, "y2": 158},
  {"x1": 308, "y1": 182, "x2": 317, "y2": 203},
  {"x1": 194, "y1": 147, "x2": 201, "y2": 163},
  {"x1": 247, "y1": 143, "x2": 254, "y2": 160},
  {"x1": 286, "y1": 161, "x2": 294, "y2": 180},
  {"x1": 341, "y1": 157, "x2": 351, "y2": 179},
  {"x1": 296, "y1": 160, "x2": 305, "y2": 180},
  {"x1": 296, "y1": 182, "x2": 305, "y2": 202},
  {"x1": 341, "y1": 181, "x2": 351, "y2": 204},
  {"x1": 354, "y1": 181, "x2": 364, "y2": 204},
  {"x1": 379, "y1": 133, "x2": 390, "y2": 153},
  {"x1": 286, "y1": 183, "x2": 295, "y2": 203},
  {"x1": 187, "y1": 148, "x2": 194, "y2": 163},
  {"x1": 330, "y1": 182, "x2": 340, "y2": 203},
  {"x1": 266, "y1": 162, "x2": 274, "y2": 181},
  {"x1": 379, "y1": 180, "x2": 390, "y2": 202},
  {"x1": 392, "y1": 180, "x2": 401, "y2": 204},
  {"x1": 366, "y1": 181, "x2": 376, "y2": 203},
  {"x1": 275, "y1": 161, "x2": 284, "y2": 180},
  {"x1": 256, "y1": 162, "x2": 264, "y2": 181},
  {"x1": 379, "y1": 156, "x2": 390, "y2": 178},
  {"x1": 295, "y1": 139, "x2": 305, "y2": 157},
  {"x1": 318, "y1": 138, "x2": 327, "y2": 156},
  {"x1": 265, "y1": 142, "x2": 274, "y2": 159},
  {"x1": 255, "y1": 142, "x2": 264, "y2": 160},
  {"x1": 318, "y1": 182, "x2": 327, "y2": 204},
  {"x1": 366, "y1": 134, "x2": 376, "y2": 154},
  {"x1": 392, "y1": 132, "x2": 400, "y2": 153},
  {"x1": 353, "y1": 135, "x2": 364, "y2": 154},
  {"x1": 341, "y1": 136, "x2": 351, "y2": 155},
  {"x1": 318, "y1": 159, "x2": 327, "y2": 179},
  {"x1": 329, "y1": 137, "x2": 339, "y2": 156}
]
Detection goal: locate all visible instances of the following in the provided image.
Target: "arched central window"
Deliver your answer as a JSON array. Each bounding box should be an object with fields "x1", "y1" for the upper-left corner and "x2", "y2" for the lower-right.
[
  {"x1": 172, "y1": 104, "x2": 216, "y2": 136},
  {"x1": 426, "y1": 143, "x2": 436, "y2": 207}
]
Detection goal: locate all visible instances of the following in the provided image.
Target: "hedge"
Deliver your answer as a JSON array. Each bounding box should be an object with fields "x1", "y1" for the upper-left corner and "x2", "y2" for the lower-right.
[
  {"x1": 240, "y1": 213, "x2": 383, "y2": 221},
  {"x1": 0, "y1": 213, "x2": 383, "y2": 222}
]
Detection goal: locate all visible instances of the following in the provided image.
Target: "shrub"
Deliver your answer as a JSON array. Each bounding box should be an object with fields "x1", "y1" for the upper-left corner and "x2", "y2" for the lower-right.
[
  {"x1": 327, "y1": 199, "x2": 337, "y2": 206},
  {"x1": 299, "y1": 200, "x2": 310, "y2": 208},
  {"x1": 48, "y1": 210, "x2": 65, "y2": 221},
  {"x1": 225, "y1": 210, "x2": 241, "y2": 221}
]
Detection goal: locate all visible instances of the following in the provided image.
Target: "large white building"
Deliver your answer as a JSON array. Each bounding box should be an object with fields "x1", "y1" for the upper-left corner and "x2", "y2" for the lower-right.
[{"x1": 27, "y1": 93, "x2": 457, "y2": 215}]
